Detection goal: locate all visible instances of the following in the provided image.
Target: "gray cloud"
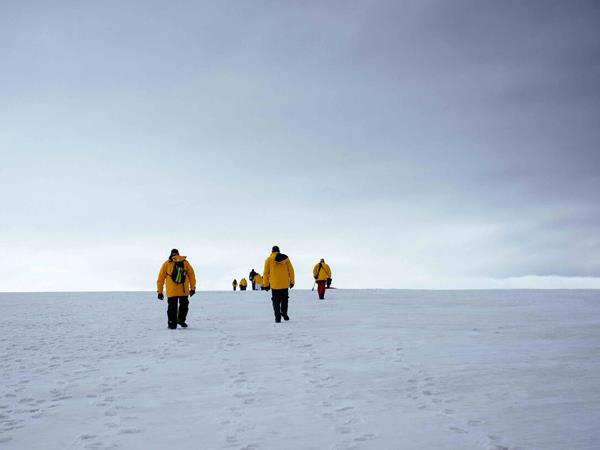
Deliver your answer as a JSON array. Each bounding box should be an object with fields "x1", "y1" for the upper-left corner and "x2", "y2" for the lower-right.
[{"x1": 1, "y1": 0, "x2": 599, "y2": 289}]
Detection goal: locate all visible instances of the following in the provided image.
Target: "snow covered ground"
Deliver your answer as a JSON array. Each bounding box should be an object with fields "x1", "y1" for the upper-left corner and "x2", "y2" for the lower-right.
[{"x1": 1, "y1": 290, "x2": 599, "y2": 450}]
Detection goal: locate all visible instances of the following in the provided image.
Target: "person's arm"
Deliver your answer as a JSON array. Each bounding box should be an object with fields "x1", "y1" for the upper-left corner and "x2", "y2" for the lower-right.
[
  {"x1": 263, "y1": 258, "x2": 270, "y2": 287},
  {"x1": 325, "y1": 264, "x2": 332, "y2": 278},
  {"x1": 157, "y1": 262, "x2": 167, "y2": 296},
  {"x1": 288, "y1": 259, "x2": 295, "y2": 286},
  {"x1": 186, "y1": 261, "x2": 197, "y2": 294},
  {"x1": 313, "y1": 264, "x2": 318, "y2": 278}
]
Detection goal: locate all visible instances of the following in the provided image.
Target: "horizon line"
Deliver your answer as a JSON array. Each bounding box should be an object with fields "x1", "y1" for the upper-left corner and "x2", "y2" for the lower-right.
[{"x1": 1, "y1": 288, "x2": 599, "y2": 294}]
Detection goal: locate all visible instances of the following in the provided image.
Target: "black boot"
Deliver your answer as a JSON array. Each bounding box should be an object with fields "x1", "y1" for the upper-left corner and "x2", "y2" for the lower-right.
[
  {"x1": 178, "y1": 321, "x2": 188, "y2": 328},
  {"x1": 168, "y1": 321, "x2": 177, "y2": 329}
]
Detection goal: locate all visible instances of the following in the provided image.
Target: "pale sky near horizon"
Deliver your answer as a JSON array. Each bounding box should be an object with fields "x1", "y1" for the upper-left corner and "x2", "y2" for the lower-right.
[{"x1": 1, "y1": 0, "x2": 599, "y2": 291}]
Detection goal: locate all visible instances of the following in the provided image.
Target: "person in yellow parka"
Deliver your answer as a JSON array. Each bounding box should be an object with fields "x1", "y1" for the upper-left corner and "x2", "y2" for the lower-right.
[
  {"x1": 157, "y1": 249, "x2": 196, "y2": 329},
  {"x1": 253, "y1": 273, "x2": 263, "y2": 290},
  {"x1": 263, "y1": 245, "x2": 295, "y2": 322},
  {"x1": 313, "y1": 258, "x2": 332, "y2": 300},
  {"x1": 239, "y1": 278, "x2": 248, "y2": 291},
  {"x1": 232, "y1": 279, "x2": 238, "y2": 291}
]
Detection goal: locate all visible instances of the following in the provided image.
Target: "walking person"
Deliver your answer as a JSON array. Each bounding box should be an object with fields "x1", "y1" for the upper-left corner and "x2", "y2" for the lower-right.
[
  {"x1": 232, "y1": 279, "x2": 238, "y2": 291},
  {"x1": 156, "y1": 249, "x2": 196, "y2": 329},
  {"x1": 254, "y1": 273, "x2": 263, "y2": 290},
  {"x1": 313, "y1": 258, "x2": 332, "y2": 300},
  {"x1": 263, "y1": 246, "x2": 295, "y2": 323},
  {"x1": 240, "y1": 278, "x2": 248, "y2": 291},
  {"x1": 249, "y1": 269, "x2": 257, "y2": 290}
]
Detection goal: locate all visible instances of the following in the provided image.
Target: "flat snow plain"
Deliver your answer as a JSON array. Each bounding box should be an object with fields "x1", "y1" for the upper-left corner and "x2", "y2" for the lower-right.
[{"x1": 1, "y1": 290, "x2": 599, "y2": 450}]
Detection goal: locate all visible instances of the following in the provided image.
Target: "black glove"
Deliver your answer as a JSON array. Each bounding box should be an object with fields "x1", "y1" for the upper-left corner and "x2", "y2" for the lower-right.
[
  {"x1": 157, "y1": 292, "x2": 164, "y2": 300},
  {"x1": 190, "y1": 289, "x2": 196, "y2": 297},
  {"x1": 265, "y1": 285, "x2": 271, "y2": 292},
  {"x1": 290, "y1": 282, "x2": 294, "y2": 289},
  {"x1": 326, "y1": 278, "x2": 332, "y2": 288}
]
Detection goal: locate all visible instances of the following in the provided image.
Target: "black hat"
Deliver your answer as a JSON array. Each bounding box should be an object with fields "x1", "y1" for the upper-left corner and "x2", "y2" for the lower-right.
[
  {"x1": 272, "y1": 245, "x2": 280, "y2": 253},
  {"x1": 170, "y1": 248, "x2": 179, "y2": 257}
]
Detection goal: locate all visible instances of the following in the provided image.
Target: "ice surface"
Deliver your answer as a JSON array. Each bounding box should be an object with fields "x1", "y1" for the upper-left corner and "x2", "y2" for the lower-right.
[{"x1": 1, "y1": 290, "x2": 599, "y2": 449}]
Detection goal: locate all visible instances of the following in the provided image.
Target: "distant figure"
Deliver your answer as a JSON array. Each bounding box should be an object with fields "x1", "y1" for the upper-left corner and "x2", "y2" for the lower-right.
[
  {"x1": 254, "y1": 273, "x2": 263, "y2": 290},
  {"x1": 249, "y1": 269, "x2": 257, "y2": 290},
  {"x1": 263, "y1": 245, "x2": 295, "y2": 323},
  {"x1": 239, "y1": 278, "x2": 248, "y2": 291},
  {"x1": 232, "y1": 279, "x2": 238, "y2": 291},
  {"x1": 313, "y1": 258, "x2": 332, "y2": 300},
  {"x1": 156, "y1": 249, "x2": 196, "y2": 329}
]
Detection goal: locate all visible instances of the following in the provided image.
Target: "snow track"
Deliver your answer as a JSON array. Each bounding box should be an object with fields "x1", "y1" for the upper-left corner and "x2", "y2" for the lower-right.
[{"x1": 1, "y1": 290, "x2": 599, "y2": 449}]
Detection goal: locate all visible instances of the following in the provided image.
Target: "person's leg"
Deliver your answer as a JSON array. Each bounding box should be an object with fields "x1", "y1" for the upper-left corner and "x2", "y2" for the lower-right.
[
  {"x1": 178, "y1": 296, "x2": 189, "y2": 325},
  {"x1": 167, "y1": 297, "x2": 178, "y2": 328},
  {"x1": 272, "y1": 289, "x2": 282, "y2": 322},
  {"x1": 252, "y1": 281, "x2": 256, "y2": 290},
  {"x1": 281, "y1": 289, "x2": 289, "y2": 320},
  {"x1": 317, "y1": 281, "x2": 326, "y2": 299}
]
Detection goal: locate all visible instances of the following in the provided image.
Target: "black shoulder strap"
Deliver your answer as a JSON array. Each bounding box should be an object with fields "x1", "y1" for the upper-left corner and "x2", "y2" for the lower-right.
[{"x1": 316, "y1": 263, "x2": 323, "y2": 277}]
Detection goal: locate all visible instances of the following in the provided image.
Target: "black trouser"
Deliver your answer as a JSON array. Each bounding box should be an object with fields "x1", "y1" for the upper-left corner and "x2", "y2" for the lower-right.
[
  {"x1": 240, "y1": 285, "x2": 247, "y2": 291},
  {"x1": 271, "y1": 288, "x2": 289, "y2": 321},
  {"x1": 167, "y1": 296, "x2": 189, "y2": 325},
  {"x1": 251, "y1": 281, "x2": 256, "y2": 290}
]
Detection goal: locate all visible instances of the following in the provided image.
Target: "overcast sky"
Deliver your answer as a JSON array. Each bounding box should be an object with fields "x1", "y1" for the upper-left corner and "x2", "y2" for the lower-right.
[{"x1": 1, "y1": 0, "x2": 599, "y2": 291}]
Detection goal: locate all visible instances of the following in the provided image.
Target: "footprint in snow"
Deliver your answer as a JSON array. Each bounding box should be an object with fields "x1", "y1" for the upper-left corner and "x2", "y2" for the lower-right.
[
  {"x1": 80, "y1": 434, "x2": 97, "y2": 441},
  {"x1": 118, "y1": 428, "x2": 144, "y2": 434},
  {"x1": 354, "y1": 433, "x2": 377, "y2": 442},
  {"x1": 336, "y1": 406, "x2": 354, "y2": 412},
  {"x1": 468, "y1": 419, "x2": 484, "y2": 426}
]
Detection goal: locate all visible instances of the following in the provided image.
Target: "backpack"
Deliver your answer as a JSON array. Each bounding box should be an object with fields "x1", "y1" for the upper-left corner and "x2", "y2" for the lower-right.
[{"x1": 171, "y1": 260, "x2": 187, "y2": 284}]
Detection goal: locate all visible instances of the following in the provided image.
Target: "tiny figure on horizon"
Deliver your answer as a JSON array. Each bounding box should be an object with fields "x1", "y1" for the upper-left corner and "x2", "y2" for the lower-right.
[
  {"x1": 253, "y1": 273, "x2": 263, "y2": 290},
  {"x1": 239, "y1": 278, "x2": 248, "y2": 291},
  {"x1": 249, "y1": 269, "x2": 257, "y2": 290},
  {"x1": 232, "y1": 279, "x2": 238, "y2": 291},
  {"x1": 156, "y1": 249, "x2": 196, "y2": 329},
  {"x1": 313, "y1": 258, "x2": 332, "y2": 300},
  {"x1": 263, "y1": 245, "x2": 295, "y2": 323}
]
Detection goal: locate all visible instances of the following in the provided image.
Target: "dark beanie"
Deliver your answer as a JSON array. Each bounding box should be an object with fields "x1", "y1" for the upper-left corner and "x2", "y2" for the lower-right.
[
  {"x1": 272, "y1": 245, "x2": 280, "y2": 253},
  {"x1": 170, "y1": 248, "x2": 179, "y2": 257}
]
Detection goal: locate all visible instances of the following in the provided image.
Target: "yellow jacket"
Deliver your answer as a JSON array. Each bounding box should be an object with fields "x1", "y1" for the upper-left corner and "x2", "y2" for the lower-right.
[
  {"x1": 240, "y1": 278, "x2": 248, "y2": 287},
  {"x1": 254, "y1": 274, "x2": 263, "y2": 285},
  {"x1": 157, "y1": 256, "x2": 196, "y2": 298},
  {"x1": 263, "y1": 252, "x2": 295, "y2": 290},
  {"x1": 313, "y1": 261, "x2": 332, "y2": 281}
]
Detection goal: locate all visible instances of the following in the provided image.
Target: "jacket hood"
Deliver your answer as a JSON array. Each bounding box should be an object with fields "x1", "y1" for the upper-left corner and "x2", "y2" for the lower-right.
[
  {"x1": 169, "y1": 255, "x2": 187, "y2": 262},
  {"x1": 274, "y1": 253, "x2": 289, "y2": 263}
]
